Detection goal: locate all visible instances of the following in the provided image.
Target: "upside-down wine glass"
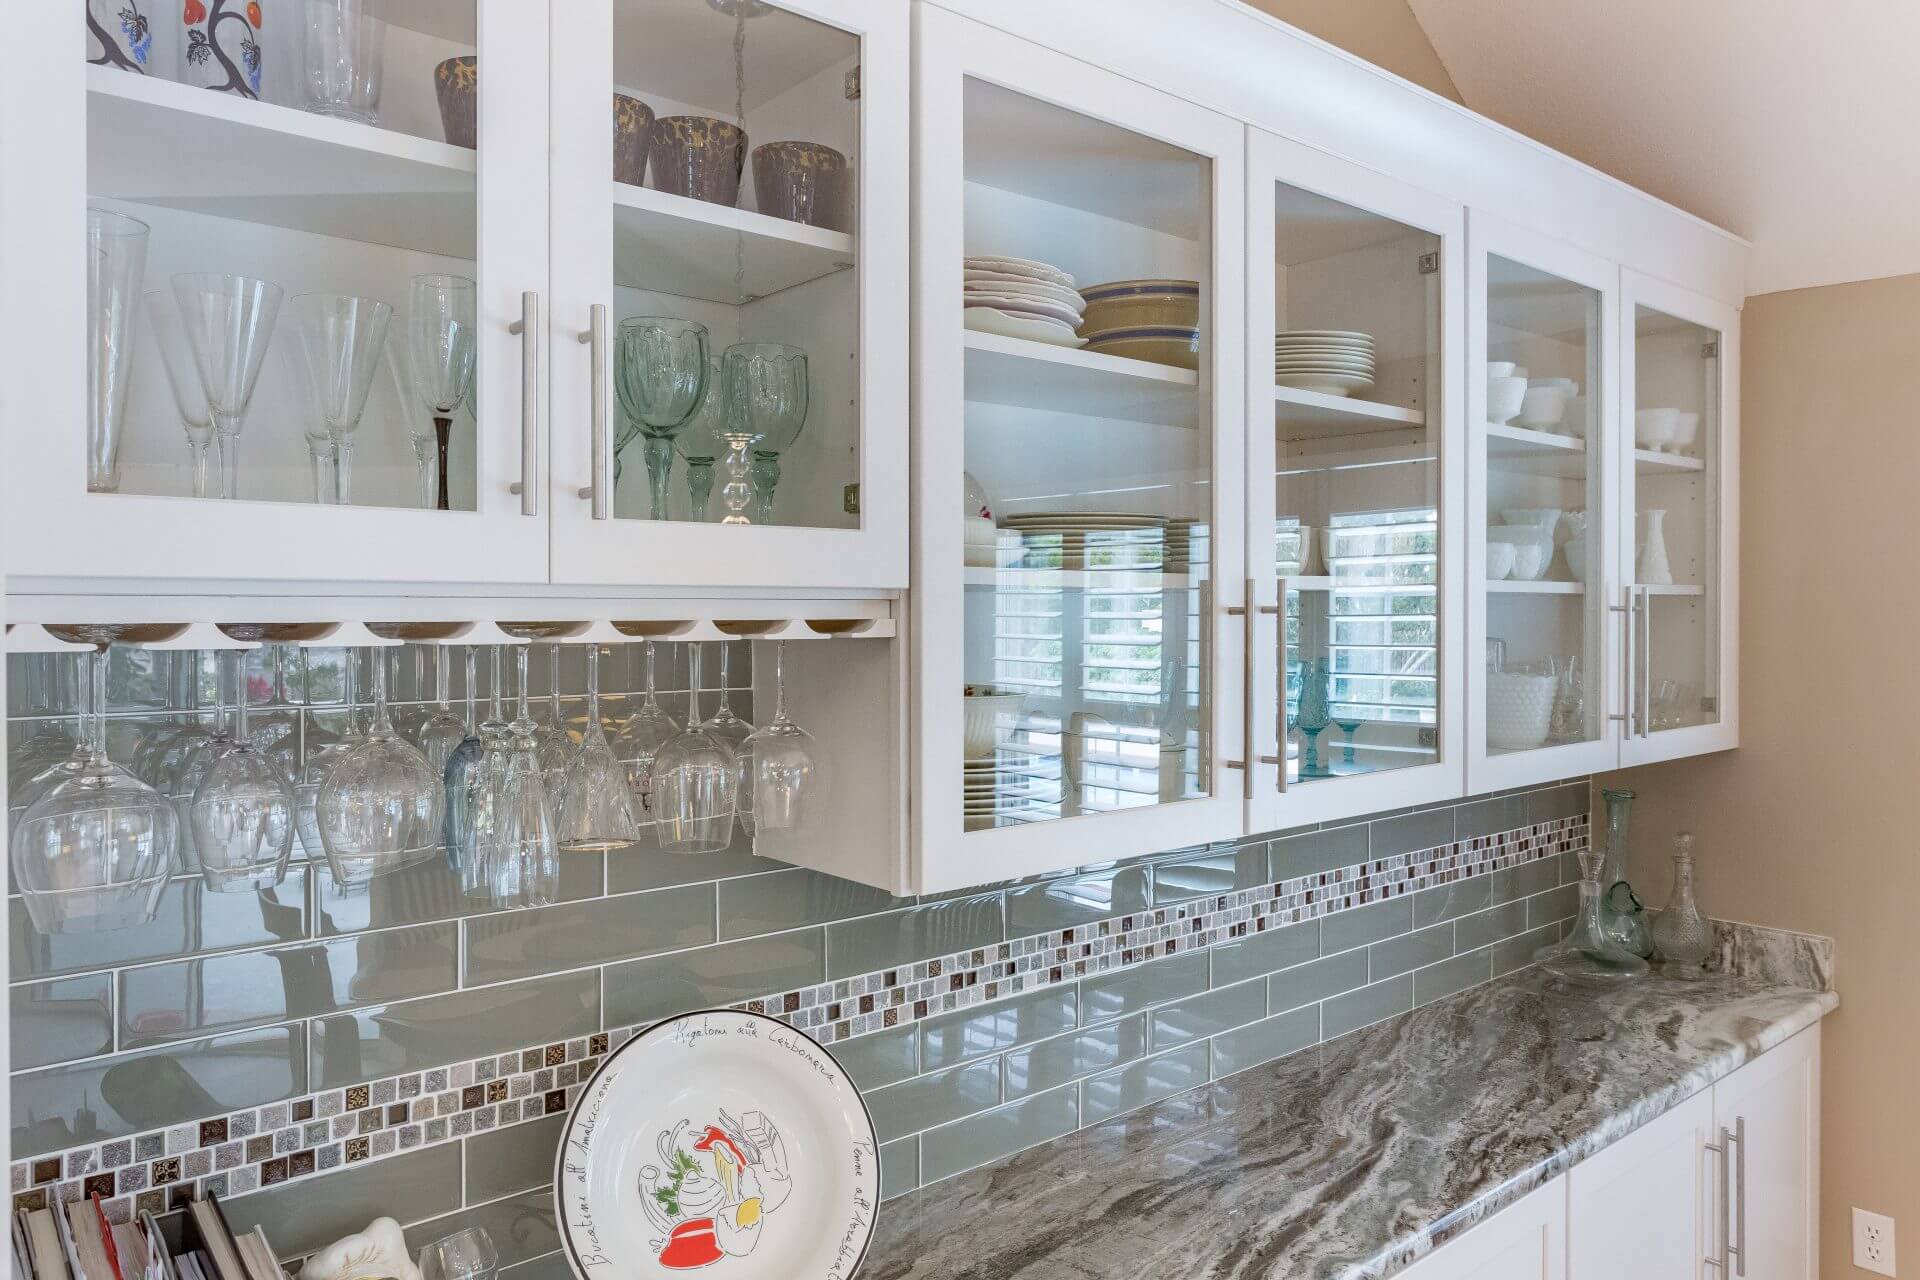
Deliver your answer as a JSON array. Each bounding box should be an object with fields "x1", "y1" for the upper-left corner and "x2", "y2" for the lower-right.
[
  {"x1": 613, "y1": 641, "x2": 680, "y2": 837},
  {"x1": 87, "y1": 209, "x2": 149, "y2": 494},
  {"x1": 295, "y1": 292, "x2": 393, "y2": 506},
  {"x1": 535, "y1": 643, "x2": 575, "y2": 810},
  {"x1": 456, "y1": 646, "x2": 515, "y2": 898},
  {"x1": 316, "y1": 647, "x2": 443, "y2": 888},
  {"x1": 190, "y1": 648, "x2": 296, "y2": 891},
  {"x1": 173, "y1": 272, "x2": 284, "y2": 501},
  {"x1": 417, "y1": 644, "x2": 468, "y2": 780},
  {"x1": 291, "y1": 649, "x2": 358, "y2": 866},
  {"x1": 557, "y1": 645, "x2": 641, "y2": 852},
  {"x1": 11, "y1": 631, "x2": 179, "y2": 933},
  {"x1": 169, "y1": 651, "x2": 238, "y2": 870},
  {"x1": 701, "y1": 642, "x2": 754, "y2": 755},
  {"x1": 13, "y1": 654, "x2": 86, "y2": 808},
  {"x1": 615, "y1": 317, "x2": 709, "y2": 520},
  {"x1": 651, "y1": 643, "x2": 737, "y2": 854},
  {"x1": 720, "y1": 343, "x2": 807, "y2": 526},
  {"x1": 734, "y1": 641, "x2": 817, "y2": 837},
  {"x1": 469, "y1": 644, "x2": 557, "y2": 909},
  {"x1": 145, "y1": 290, "x2": 216, "y2": 498},
  {"x1": 408, "y1": 274, "x2": 478, "y2": 512},
  {"x1": 246, "y1": 646, "x2": 301, "y2": 762},
  {"x1": 442, "y1": 645, "x2": 487, "y2": 875},
  {"x1": 141, "y1": 651, "x2": 216, "y2": 794}
]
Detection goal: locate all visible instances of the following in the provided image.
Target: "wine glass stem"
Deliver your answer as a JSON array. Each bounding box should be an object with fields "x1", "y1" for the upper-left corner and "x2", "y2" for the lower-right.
[
  {"x1": 369, "y1": 648, "x2": 392, "y2": 733},
  {"x1": 310, "y1": 450, "x2": 330, "y2": 505},
  {"x1": 87, "y1": 646, "x2": 107, "y2": 760},
  {"x1": 463, "y1": 646, "x2": 478, "y2": 730},
  {"x1": 489, "y1": 647, "x2": 503, "y2": 721},
  {"x1": 586, "y1": 646, "x2": 601, "y2": 723},
  {"x1": 773, "y1": 641, "x2": 788, "y2": 723},
  {"x1": 687, "y1": 460, "x2": 715, "y2": 521},
  {"x1": 434, "y1": 417, "x2": 452, "y2": 511},
  {"x1": 233, "y1": 649, "x2": 250, "y2": 743},
  {"x1": 688, "y1": 643, "x2": 703, "y2": 726},
  {"x1": 515, "y1": 645, "x2": 532, "y2": 724},
  {"x1": 750, "y1": 453, "x2": 780, "y2": 524},
  {"x1": 644, "y1": 438, "x2": 674, "y2": 520},
  {"x1": 435, "y1": 644, "x2": 451, "y2": 710},
  {"x1": 549, "y1": 645, "x2": 562, "y2": 727},
  {"x1": 716, "y1": 643, "x2": 732, "y2": 715},
  {"x1": 218, "y1": 433, "x2": 239, "y2": 500},
  {"x1": 344, "y1": 648, "x2": 359, "y2": 734},
  {"x1": 212, "y1": 648, "x2": 232, "y2": 739},
  {"x1": 335, "y1": 442, "x2": 353, "y2": 504},
  {"x1": 188, "y1": 436, "x2": 210, "y2": 498}
]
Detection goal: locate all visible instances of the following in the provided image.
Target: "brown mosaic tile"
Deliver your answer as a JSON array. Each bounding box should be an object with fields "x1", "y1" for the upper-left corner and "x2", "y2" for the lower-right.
[
  {"x1": 14, "y1": 1191, "x2": 46, "y2": 1214},
  {"x1": 346, "y1": 1085, "x2": 371, "y2": 1110},
  {"x1": 545, "y1": 1044, "x2": 566, "y2": 1067},
  {"x1": 150, "y1": 1158, "x2": 180, "y2": 1186},
  {"x1": 134, "y1": 1190, "x2": 165, "y2": 1219},
  {"x1": 288, "y1": 1150, "x2": 316, "y2": 1179},
  {"x1": 82, "y1": 1174, "x2": 114, "y2": 1201},
  {"x1": 31, "y1": 1160, "x2": 59, "y2": 1186},
  {"x1": 345, "y1": 1137, "x2": 370, "y2": 1163},
  {"x1": 244, "y1": 1136, "x2": 272, "y2": 1162},
  {"x1": 260, "y1": 1158, "x2": 289, "y2": 1187},
  {"x1": 487, "y1": 1080, "x2": 508, "y2": 1103},
  {"x1": 291, "y1": 1099, "x2": 315, "y2": 1123},
  {"x1": 198, "y1": 1119, "x2": 228, "y2": 1147},
  {"x1": 543, "y1": 1091, "x2": 567, "y2": 1115},
  {"x1": 462, "y1": 1086, "x2": 485, "y2": 1109}
]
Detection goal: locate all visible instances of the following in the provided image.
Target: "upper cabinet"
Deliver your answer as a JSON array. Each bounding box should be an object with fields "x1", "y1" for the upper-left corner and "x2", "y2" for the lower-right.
[{"x1": 907, "y1": 6, "x2": 1247, "y2": 891}]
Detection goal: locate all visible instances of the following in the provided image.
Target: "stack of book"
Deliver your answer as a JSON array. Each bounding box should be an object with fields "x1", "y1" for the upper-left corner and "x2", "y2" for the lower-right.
[{"x1": 11, "y1": 1194, "x2": 283, "y2": 1280}]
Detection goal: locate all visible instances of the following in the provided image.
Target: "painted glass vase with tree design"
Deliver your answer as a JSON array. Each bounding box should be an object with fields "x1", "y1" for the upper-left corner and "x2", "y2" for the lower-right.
[
  {"x1": 181, "y1": 0, "x2": 265, "y2": 99},
  {"x1": 88, "y1": 1, "x2": 154, "y2": 73}
]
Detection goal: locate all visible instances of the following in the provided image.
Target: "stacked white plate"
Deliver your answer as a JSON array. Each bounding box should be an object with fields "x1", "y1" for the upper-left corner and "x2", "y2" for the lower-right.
[
  {"x1": 1001, "y1": 511, "x2": 1177, "y2": 573},
  {"x1": 964, "y1": 752, "x2": 1059, "y2": 831},
  {"x1": 1274, "y1": 330, "x2": 1376, "y2": 397},
  {"x1": 963, "y1": 255, "x2": 1087, "y2": 348}
]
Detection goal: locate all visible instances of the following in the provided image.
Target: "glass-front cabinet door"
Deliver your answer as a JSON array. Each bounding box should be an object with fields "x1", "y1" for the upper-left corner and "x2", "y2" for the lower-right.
[
  {"x1": 546, "y1": 0, "x2": 906, "y2": 591},
  {"x1": 1244, "y1": 129, "x2": 1465, "y2": 829},
  {"x1": 1620, "y1": 270, "x2": 1737, "y2": 764},
  {"x1": 1467, "y1": 213, "x2": 1622, "y2": 788},
  {"x1": 6, "y1": 1, "x2": 550, "y2": 586},
  {"x1": 909, "y1": 6, "x2": 1247, "y2": 891}
]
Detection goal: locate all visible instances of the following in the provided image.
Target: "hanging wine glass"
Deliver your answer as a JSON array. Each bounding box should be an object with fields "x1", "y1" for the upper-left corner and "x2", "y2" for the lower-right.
[
  {"x1": 700, "y1": 642, "x2": 753, "y2": 832},
  {"x1": 441, "y1": 645, "x2": 489, "y2": 877},
  {"x1": 719, "y1": 342, "x2": 807, "y2": 526},
  {"x1": 172, "y1": 272, "x2": 285, "y2": 501},
  {"x1": 316, "y1": 647, "x2": 443, "y2": 888},
  {"x1": 557, "y1": 645, "x2": 641, "y2": 852},
  {"x1": 11, "y1": 630, "x2": 178, "y2": 934},
  {"x1": 246, "y1": 645, "x2": 301, "y2": 762},
  {"x1": 651, "y1": 644, "x2": 737, "y2": 854},
  {"x1": 87, "y1": 209, "x2": 149, "y2": 495},
  {"x1": 144, "y1": 289, "x2": 216, "y2": 498},
  {"x1": 612, "y1": 641, "x2": 680, "y2": 837},
  {"x1": 288, "y1": 648, "x2": 354, "y2": 865},
  {"x1": 535, "y1": 643, "x2": 576, "y2": 810},
  {"x1": 465, "y1": 642, "x2": 557, "y2": 909},
  {"x1": 190, "y1": 647, "x2": 295, "y2": 891},
  {"x1": 15, "y1": 654, "x2": 93, "y2": 812},
  {"x1": 614, "y1": 317, "x2": 709, "y2": 520},
  {"x1": 140, "y1": 651, "x2": 216, "y2": 793},
  {"x1": 169, "y1": 651, "x2": 238, "y2": 870},
  {"x1": 734, "y1": 641, "x2": 817, "y2": 836},
  {"x1": 672, "y1": 356, "x2": 726, "y2": 521},
  {"x1": 417, "y1": 644, "x2": 468, "y2": 780},
  {"x1": 294, "y1": 292, "x2": 394, "y2": 506},
  {"x1": 407, "y1": 274, "x2": 478, "y2": 512}
]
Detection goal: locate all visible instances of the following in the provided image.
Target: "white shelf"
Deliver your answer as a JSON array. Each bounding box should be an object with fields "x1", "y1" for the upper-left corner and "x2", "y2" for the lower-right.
[
  {"x1": 1634, "y1": 449, "x2": 1707, "y2": 473},
  {"x1": 964, "y1": 566, "x2": 1193, "y2": 589},
  {"x1": 611, "y1": 182, "x2": 856, "y2": 304},
  {"x1": 1280, "y1": 575, "x2": 1338, "y2": 592},
  {"x1": 1273, "y1": 385, "x2": 1425, "y2": 441},
  {"x1": 88, "y1": 65, "x2": 478, "y2": 260},
  {"x1": 963, "y1": 330, "x2": 1197, "y2": 427},
  {"x1": 1487, "y1": 422, "x2": 1589, "y2": 477},
  {"x1": 1488, "y1": 579, "x2": 1584, "y2": 595},
  {"x1": 1639, "y1": 583, "x2": 1706, "y2": 597}
]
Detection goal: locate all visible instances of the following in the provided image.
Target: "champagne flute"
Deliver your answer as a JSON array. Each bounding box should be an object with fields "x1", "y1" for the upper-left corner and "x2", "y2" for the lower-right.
[
  {"x1": 87, "y1": 209, "x2": 149, "y2": 494},
  {"x1": 535, "y1": 643, "x2": 575, "y2": 809},
  {"x1": 734, "y1": 641, "x2": 817, "y2": 836},
  {"x1": 190, "y1": 648, "x2": 296, "y2": 891},
  {"x1": 720, "y1": 343, "x2": 807, "y2": 526},
  {"x1": 293, "y1": 649, "x2": 360, "y2": 868},
  {"x1": 407, "y1": 274, "x2": 478, "y2": 512},
  {"x1": 651, "y1": 644, "x2": 736, "y2": 854},
  {"x1": 275, "y1": 331, "x2": 337, "y2": 504},
  {"x1": 316, "y1": 647, "x2": 443, "y2": 887},
  {"x1": 294, "y1": 292, "x2": 394, "y2": 506},
  {"x1": 144, "y1": 290, "x2": 215, "y2": 498},
  {"x1": 173, "y1": 273, "x2": 285, "y2": 500},
  {"x1": 485, "y1": 644, "x2": 558, "y2": 907},
  {"x1": 615, "y1": 317, "x2": 709, "y2": 520},
  {"x1": 612, "y1": 641, "x2": 680, "y2": 836},
  {"x1": 557, "y1": 645, "x2": 640, "y2": 851}
]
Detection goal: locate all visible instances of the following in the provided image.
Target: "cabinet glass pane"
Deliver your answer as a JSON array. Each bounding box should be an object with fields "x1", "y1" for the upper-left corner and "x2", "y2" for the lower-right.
[
  {"x1": 608, "y1": 0, "x2": 860, "y2": 529},
  {"x1": 1270, "y1": 182, "x2": 1440, "y2": 784},
  {"x1": 86, "y1": 2, "x2": 482, "y2": 510},
  {"x1": 1634, "y1": 306, "x2": 1721, "y2": 733},
  {"x1": 960, "y1": 81, "x2": 1213, "y2": 831},
  {"x1": 1484, "y1": 255, "x2": 1604, "y2": 754}
]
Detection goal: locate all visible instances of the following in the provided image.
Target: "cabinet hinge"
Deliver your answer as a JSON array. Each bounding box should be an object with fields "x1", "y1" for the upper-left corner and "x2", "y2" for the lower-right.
[
  {"x1": 1417, "y1": 252, "x2": 1439, "y2": 275},
  {"x1": 845, "y1": 66, "x2": 861, "y2": 100},
  {"x1": 1418, "y1": 726, "x2": 1438, "y2": 750},
  {"x1": 843, "y1": 483, "x2": 861, "y2": 515},
  {"x1": 1701, "y1": 341, "x2": 1719, "y2": 358}
]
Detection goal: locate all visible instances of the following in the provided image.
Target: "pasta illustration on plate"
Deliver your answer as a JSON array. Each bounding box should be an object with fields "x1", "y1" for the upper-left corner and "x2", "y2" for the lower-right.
[{"x1": 640, "y1": 1110, "x2": 794, "y2": 1270}]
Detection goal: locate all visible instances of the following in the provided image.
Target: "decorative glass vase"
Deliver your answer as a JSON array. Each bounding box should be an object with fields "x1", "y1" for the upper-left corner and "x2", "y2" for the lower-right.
[
  {"x1": 1597, "y1": 787, "x2": 1653, "y2": 958},
  {"x1": 1650, "y1": 832, "x2": 1714, "y2": 980},
  {"x1": 181, "y1": 0, "x2": 265, "y2": 99},
  {"x1": 1535, "y1": 848, "x2": 1649, "y2": 986}
]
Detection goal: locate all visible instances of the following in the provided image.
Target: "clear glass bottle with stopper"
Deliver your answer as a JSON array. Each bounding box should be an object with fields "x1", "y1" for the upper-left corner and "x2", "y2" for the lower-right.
[
  {"x1": 1535, "y1": 847, "x2": 1649, "y2": 985},
  {"x1": 1650, "y1": 832, "x2": 1713, "y2": 979}
]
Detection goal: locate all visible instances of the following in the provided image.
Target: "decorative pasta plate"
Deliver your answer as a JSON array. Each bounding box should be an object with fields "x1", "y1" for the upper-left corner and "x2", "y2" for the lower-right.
[{"x1": 555, "y1": 1010, "x2": 879, "y2": 1278}]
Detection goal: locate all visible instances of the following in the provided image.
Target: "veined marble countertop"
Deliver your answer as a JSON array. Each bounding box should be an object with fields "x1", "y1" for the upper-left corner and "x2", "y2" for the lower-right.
[{"x1": 860, "y1": 966, "x2": 1837, "y2": 1280}]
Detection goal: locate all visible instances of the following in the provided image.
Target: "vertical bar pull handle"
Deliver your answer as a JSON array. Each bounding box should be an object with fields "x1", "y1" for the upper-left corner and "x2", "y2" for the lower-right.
[
  {"x1": 575, "y1": 304, "x2": 609, "y2": 518},
  {"x1": 1707, "y1": 1125, "x2": 1734, "y2": 1275},
  {"x1": 507, "y1": 290, "x2": 540, "y2": 516},
  {"x1": 1608, "y1": 594, "x2": 1632, "y2": 725},
  {"x1": 1637, "y1": 585, "x2": 1653, "y2": 738},
  {"x1": 1730, "y1": 1116, "x2": 1746, "y2": 1276}
]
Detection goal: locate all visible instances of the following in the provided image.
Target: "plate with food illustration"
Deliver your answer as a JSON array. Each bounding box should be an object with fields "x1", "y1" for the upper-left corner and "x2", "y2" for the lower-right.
[{"x1": 555, "y1": 1010, "x2": 879, "y2": 1279}]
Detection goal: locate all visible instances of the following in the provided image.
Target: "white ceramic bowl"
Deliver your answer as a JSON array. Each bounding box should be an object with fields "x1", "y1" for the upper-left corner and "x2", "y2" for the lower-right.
[
  {"x1": 1671, "y1": 411, "x2": 1701, "y2": 451},
  {"x1": 1636, "y1": 407, "x2": 1681, "y2": 450},
  {"x1": 1488, "y1": 376, "x2": 1528, "y2": 425},
  {"x1": 1560, "y1": 395, "x2": 1588, "y2": 438},
  {"x1": 1531, "y1": 377, "x2": 1578, "y2": 397},
  {"x1": 1500, "y1": 508, "x2": 1563, "y2": 539},
  {"x1": 1487, "y1": 361, "x2": 1518, "y2": 379},
  {"x1": 962, "y1": 688, "x2": 1026, "y2": 759},
  {"x1": 1276, "y1": 524, "x2": 1316, "y2": 576},
  {"x1": 1486, "y1": 670, "x2": 1557, "y2": 749},
  {"x1": 1517, "y1": 385, "x2": 1568, "y2": 429},
  {"x1": 1488, "y1": 525, "x2": 1553, "y2": 580},
  {"x1": 1486, "y1": 540, "x2": 1516, "y2": 580}
]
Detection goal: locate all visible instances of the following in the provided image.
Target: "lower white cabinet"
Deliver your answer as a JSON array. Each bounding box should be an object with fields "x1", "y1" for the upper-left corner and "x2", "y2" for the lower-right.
[
  {"x1": 1399, "y1": 1176, "x2": 1567, "y2": 1280},
  {"x1": 1712, "y1": 1026, "x2": 1821, "y2": 1280},
  {"x1": 1568, "y1": 1088, "x2": 1714, "y2": 1278}
]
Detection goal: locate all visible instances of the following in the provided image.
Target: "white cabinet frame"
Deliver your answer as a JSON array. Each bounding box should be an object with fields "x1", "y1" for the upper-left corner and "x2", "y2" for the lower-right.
[{"x1": 1244, "y1": 127, "x2": 1467, "y2": 830}]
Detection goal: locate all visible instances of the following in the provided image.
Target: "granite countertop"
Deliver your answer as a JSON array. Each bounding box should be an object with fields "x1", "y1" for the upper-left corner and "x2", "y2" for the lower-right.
[{"x1": 860, "y1": 965, "x2": 1837, "y2": 1280}]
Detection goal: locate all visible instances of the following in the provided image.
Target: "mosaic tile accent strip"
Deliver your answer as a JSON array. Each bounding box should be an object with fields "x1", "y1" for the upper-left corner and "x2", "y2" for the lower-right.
[{"x1": 8, "y1": 813, "x2": 1583, "y2": 1222}]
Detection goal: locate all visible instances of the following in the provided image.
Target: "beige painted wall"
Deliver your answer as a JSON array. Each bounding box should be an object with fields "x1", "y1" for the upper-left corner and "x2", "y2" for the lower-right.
[
  {"x1": 1603, "y1": 272, "x2": 1920, "y2": 1278},
  {"x1": 1234, "y1": 0, "x2": 1462, "y2": 102}
]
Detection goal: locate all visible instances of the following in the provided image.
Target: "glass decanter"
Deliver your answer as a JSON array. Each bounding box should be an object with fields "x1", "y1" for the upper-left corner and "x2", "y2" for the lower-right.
[
  {"x1": 1650, "y1": 832, "x2": 1713, "y2": 980},
  {"x1": 1535, "y1": 848, "x2": 1649, "y2": 985},
  {"x1": 1596, "y1": 786, "x2": 1653, "y2": 958}
]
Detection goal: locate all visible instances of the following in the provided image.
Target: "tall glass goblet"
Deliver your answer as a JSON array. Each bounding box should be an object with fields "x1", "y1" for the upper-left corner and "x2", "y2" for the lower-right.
[
  {"x1": 382, "y1": 332, "x2": 438, "y2": 509},
  {"x1": 294, "y1": 292, "x2": 394, "y2": 506},
  {"x1": 1296, "y1": 658, "x2": 1332, "y2": 779},
  {"x1": 408, "y1": 274, "x2": 478, "y2": 512},
  {"x1": 720, "y1": 343, "x2": 807, "y2": 526},
  {"x1": 615, "y1": 317, "x2": 709, "y2": 520},
  {"x1": 651, "y1": 644, "x2": 737, "y2": 854},
  {"x1": 144, "y1": 290, "x2": 216, "y2": 498},
  {"x1": 173, "y1": 273, "x2": 284, "y2": 501},
  {"x1": 87, "y1": 209, "x2": 150, "y2": 494},
  {"x1": 735, "y1": 641, "x2": 817, "y2": 836},
  {"x1": 190, "y1": 648, "x2": 295, "y2": 891},
  {"x1": 672, "y1": 357, "x2": 726, "y2": 521},
  {"x1": 612, "y1": 641, "x2": 680, "y2": 837},
  {"x1": 316, "y1": 648, "x2": 443, "y2": 888},
  {"x1": 11, "y1": 632, "x2": 178, "y2": 934},
  {"x1": 557, "y1": 646, "x2": 640, "y2": 852}
]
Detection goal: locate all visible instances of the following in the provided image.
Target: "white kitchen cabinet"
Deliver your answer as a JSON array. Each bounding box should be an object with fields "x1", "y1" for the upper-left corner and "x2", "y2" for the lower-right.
[
  {"x1": 1398, "y1": 1176, "x2": 1567, "y2": 1280},
  {"x1": 1568, "y1": 1088, "x2": 1714, "y2": 1280},
  {"x1": 1711, "y1": 1025, "x2": 1821, "y2": 1280}
]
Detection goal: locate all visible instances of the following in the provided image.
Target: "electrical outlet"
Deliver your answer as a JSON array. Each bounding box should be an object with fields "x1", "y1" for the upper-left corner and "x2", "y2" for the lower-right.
[{"x1": 1855, "y1": 1207, "x2": 1897, "y2": 1276}]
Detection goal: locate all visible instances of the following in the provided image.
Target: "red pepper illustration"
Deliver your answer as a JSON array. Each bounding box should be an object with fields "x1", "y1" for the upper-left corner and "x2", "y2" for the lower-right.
[{"x1": 657, "y1": 1220, "x2": 722, "y2": 1270}]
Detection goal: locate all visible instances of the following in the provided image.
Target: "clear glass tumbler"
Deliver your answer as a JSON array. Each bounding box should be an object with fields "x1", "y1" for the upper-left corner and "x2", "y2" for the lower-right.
[{"x1": 303, "y1": 0, "x2": 386, "y2": 124}]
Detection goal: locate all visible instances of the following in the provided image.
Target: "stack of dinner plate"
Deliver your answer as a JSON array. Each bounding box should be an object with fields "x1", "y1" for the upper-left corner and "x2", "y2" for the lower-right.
[
  {"x1": 963, "y1": 753, "x2": 1058, "y2": 831},
  {"x1": 1273, "y1": 330, "x2": 1376, "y2": 397},
  {"x1": 1002, "y1": 511, "x2": 1171, "y2": 572},
  {"x1": 963, "y1": 255, "x2": 1087, "y2": 348}
]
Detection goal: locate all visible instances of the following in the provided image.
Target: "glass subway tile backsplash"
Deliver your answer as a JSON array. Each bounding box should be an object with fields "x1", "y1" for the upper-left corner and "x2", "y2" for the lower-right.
[{"x1": 5, "y1": 644, "x2": 1589, "y2": 1269}]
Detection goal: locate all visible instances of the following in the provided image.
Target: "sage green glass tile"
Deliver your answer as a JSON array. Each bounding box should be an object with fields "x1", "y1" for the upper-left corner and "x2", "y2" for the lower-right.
[
  {"x1": 864, "y1": 1058, "x2": 1001, "y2": 1143},
  {"x1": 1006, "y1": 865, "x2": 1148, "y2": 934},
  {"x1": 466, "y1": 1113, "x2": 565, "y2": 1203},
  {"x1": 1081, "y1": 1043, "x2": 1207, "y2": 1124},
  {"x1": 1412, "y1": 877, "x2": 1493, "y2": 928},
  {"x1": 405, "y1": 1188, "x2": 557, "y2": 1270},
  {"x1": 1370, "y1": 922, "x2": 1453, "y2": 981},
  {"x1": 315, "y1": 854, "x2": 601, "y2": 936},
  {"x1": 10, "y1": 868, "x2": 309, "y2": 980},
  {"x1": 1269, "y1": 823, "x2": 1369, "y2": 881},
  {"x1": 13, "y1": 1022, "x2": 306, "y2": 1158},
  {"x1": 1209, "y1": 919, "x2": 1319, "y2": 988},
  {"x1": 718, "y1": 867, "x2": 907, "y2": 941},
  {"x1": 119, "y1": 925, "x2": 458, "y2": 1050},
  {"x1": 1370, "y1": 808, "x2": 1455, "y2": 859},
  {"x1": 1455, "y1": 793, "x2": 1530, "y2": 840},
  {"x1": 920, "y1": 986, "x2": 1077, "y2": 1072},
  {"x1": 1267, "y1": 949, "x2": 1369, "y2": 1015},
  {"x1": 1079, "y1": 951, "x2": 1207, "y2": 1025},
  {"x1": 607, "y1": 836, "x2": 788, "y2": 894},
  {"x1": 1528, "y1": 884, "x2": 1580, "y2": 929},
  {"x1": 498, "y1": 1254, "x2": 573, "y2": 1280},
  {"x1": 1149, "y1": 979, "x2": 1265, "y2": 1050},
  {"x1": 1528, "y1": 782, "x2": 1591, "y2": 824},
  {"x1": 224, "y1": 1142, "x2": 459, "y2": 1259},
  {"x1": 463, "y1": 885, "x2": 713, "y2": 985},
  {"x1": 880, "y1": 1137, "x2": 920, "y2": 1201},
  {"x1": 921, "y1": 1085, "x2": 1079, "y2": 1183},
  {"x1": 1322, "y1": 897, "x2": 1412, "y2": 954},
  {"x1": 1492, "y1": 856, "x2": 1561, "y2": 904},
  {"x1": 603, "y1": 930, "x2": 825, "y2": 1028},
  {"x1": 1323, "y1": 974, "x2": 1413, "y2": 1039},
  {"x1": 311, "y1": 971, "x2": 597, "y2": 1088},
  {"x1": 1494, "y1": 924, "x2": 1564, "y2": 976},
  {"x1": 1208, "y1": 1003, "x2": 1319, "y2": 1078},
  {"x1": 831, "y1": 1024, "x2": 918, "y2": 1091},
  {"x1": 1414, "y1": 947, "x2": 1492, "y2": 1007},
  {"x1": 1456, "y1": 900, "x2": 1530, "y2": 952},
  {"x1": 11, "y1": 974, "x2": 113, "y2": 1070},
  {"x1": 1150, "y1": 845, "x2": 1267, "y2": 905},
  {"x1": 1004, "y1": 1015, "x2": 1146, "y2": 1101},
  {"x1": 824, "y1": 893, "x2": 1003, "y2": 980}
]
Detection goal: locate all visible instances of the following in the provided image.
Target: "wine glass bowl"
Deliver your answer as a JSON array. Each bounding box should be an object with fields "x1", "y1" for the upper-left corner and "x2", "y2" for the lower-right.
[
  {"x1": 720, "y1": 342, "x2": 807, "y2": 525},
  {"x1": 615, "y1": 317, "x2": 710, "y2": 520},
  {"x1": 652, "y1": 643, "x2": 736, "y2": 854},
  {"x1": 734, "y1": 641, "x2": 817, "y2": 836},
  {"x1": 316, "y1": 649, "x2": 443, "y2": 888}
]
